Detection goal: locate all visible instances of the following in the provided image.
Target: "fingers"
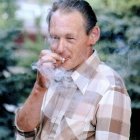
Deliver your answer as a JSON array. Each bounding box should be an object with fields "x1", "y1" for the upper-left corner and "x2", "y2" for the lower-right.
[
  {"x1": 35, "y1": 49, "x2": 66, "y2": 87},
  {"x1": 39, "y1": 49, "x2": 65, "y2": 66}
]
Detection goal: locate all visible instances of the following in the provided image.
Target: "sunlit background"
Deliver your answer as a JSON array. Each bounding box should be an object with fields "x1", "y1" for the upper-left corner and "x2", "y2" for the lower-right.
[{"x1": 0, "y1": 0, "x2": 139, "y2": 139}]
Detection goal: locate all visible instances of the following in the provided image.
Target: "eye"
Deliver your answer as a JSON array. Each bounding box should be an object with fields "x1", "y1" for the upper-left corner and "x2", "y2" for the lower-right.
[
  {"x1": 66, "y1": 36, "x2": 75, "y2": 43},
  {"x1": 49, "y1": 35, "x2": 59, "y2": 44},
  {"x1": 67, "y1": 37, "x2": 74, "y2": 40},
  {"x1": 51, "y1": 35, "x2": 59, "y2": 40}
]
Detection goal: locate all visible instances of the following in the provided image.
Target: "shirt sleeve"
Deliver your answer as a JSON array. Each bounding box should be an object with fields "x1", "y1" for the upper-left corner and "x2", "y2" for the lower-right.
[
  {"x1": 95, "y1": 88, "x2": 131, "y2": 140},
  {"x1": 14, "y1": 108, "x2": 38, "y2": 140}
]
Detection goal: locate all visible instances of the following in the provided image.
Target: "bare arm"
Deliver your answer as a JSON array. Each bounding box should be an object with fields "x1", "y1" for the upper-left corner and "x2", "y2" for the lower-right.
[
  {"x1": 16, "y1": 73, "x2": 47, "y2": 131},
  {"x1": 15, "y1": 50, "x2": 63, "y2": 132}
]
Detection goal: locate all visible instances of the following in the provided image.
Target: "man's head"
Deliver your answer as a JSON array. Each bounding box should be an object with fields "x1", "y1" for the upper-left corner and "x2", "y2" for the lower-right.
[
  {"x1": 46, "y1": 0, "x2": 100, "y2": 70},
  {"x1": 47, "y1": 0, "x2": 97, "y2": 35}
]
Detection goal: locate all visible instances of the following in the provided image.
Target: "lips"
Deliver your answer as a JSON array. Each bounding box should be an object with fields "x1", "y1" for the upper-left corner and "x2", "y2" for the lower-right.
[
  {"x1": 62, "y1": 57, "x2": 70, "y2": 63},
  {"x1": 54, "y1": 56, "x2": 70, "y2": 68}
]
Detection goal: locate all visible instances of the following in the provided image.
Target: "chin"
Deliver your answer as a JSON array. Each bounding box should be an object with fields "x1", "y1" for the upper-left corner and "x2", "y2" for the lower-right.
[
  {"x1": 61, "y1": 66, "x2": 72, "y2": 71},
  {"x1": 60, "y1": 64, "x2": 74, "y2": 71},
  {"x1": 61, "y1": 59, "x2": 77, "y2": 71}
]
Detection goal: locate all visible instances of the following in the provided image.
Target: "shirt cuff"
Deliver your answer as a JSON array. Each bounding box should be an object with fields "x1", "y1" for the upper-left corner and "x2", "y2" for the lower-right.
[{"x1": 14, "y1": 108, "x2": 37, "y2": 138}]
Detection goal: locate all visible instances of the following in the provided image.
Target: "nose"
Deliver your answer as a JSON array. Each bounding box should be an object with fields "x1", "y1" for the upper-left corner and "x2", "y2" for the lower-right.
[{"x1": 56, "y1": 38, "x2": 65, "y2": 54}]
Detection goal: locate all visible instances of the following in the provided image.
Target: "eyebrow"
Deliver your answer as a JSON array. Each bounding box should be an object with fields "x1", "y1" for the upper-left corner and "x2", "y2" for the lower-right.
[
  {"x1": 49, "y1": 32, "x2": 77, "y2": 38},
  {"x1": 65, "y1": 33, "x2": 75, "y2": 37}
]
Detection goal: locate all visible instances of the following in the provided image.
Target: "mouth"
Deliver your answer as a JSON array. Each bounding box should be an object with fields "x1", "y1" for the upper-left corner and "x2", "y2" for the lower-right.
[
  {"x1": 54, "y1": 57, "x2": 70, "y2": 68},
  {"x1": 62, "y1": 57, "x2": 70, "y2": 63}
]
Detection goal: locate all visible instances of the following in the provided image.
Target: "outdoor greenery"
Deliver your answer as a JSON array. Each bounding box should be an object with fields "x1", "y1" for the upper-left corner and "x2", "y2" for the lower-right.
[
  {"x1": 0, "y1": 0, "x2": 139, "y2": 140},
  {"x1": 0, "y1": 1, "x2": 37, "y2": 140}
]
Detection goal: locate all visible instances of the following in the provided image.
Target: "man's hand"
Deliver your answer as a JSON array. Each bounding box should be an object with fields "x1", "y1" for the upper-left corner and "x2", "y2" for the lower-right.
[{"x1": 35, "y1": 49, "x2": 65, "y2": 88}]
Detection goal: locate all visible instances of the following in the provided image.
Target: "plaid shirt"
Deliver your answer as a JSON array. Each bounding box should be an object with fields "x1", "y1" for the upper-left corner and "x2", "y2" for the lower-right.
[{"x1": 15, "y1": 50, "x2": 131, "y2": 140}]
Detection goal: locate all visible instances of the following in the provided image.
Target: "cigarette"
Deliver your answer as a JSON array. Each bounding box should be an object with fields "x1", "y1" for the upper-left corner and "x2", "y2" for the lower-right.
[{"x1": 61, "y1": 58, "x2": 65, "y2": 63}]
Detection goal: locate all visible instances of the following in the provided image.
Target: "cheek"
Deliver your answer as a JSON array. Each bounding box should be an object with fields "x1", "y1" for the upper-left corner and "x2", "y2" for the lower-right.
[
  {"x1": 65, "y1": 44, "x2": 87, "y2": 64},
  {"x1": 74, "y1": 46, "x2": 87, "y2": 61},
  {"x1": 71, "y1": 49, "x2": 85, "y2": 65},
  {"x1": 63, "y1": 49, "x2": 84, "y2": 70}
]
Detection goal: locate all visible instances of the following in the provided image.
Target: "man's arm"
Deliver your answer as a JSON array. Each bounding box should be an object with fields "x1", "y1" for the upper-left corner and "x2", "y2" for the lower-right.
[
  {"x1": 15, "y1": 82, "x2": 46, "y2": 131},
  {"x1": 15, "y1": 49, "x2": 59, "y2": 131},
  {"x1": 15, "y1": 70, "x2": 48, "y2": 136},
  {"x1": 95, "y1": 88, "x2": 131, "y2": 140},
  {"x1": 14, "y1": 50, "x2": 63, "y2": 139}
]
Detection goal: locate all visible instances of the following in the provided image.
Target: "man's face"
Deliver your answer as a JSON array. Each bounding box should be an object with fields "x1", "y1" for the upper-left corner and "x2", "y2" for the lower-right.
[{"x1": 49, "y1": 10, "x2": 92, "y2": 70}]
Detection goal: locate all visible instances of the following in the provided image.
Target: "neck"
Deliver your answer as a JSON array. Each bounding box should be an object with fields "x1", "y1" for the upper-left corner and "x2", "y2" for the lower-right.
[{"x1": 87, "y1": 47, "x2": 93, "y2": 57}]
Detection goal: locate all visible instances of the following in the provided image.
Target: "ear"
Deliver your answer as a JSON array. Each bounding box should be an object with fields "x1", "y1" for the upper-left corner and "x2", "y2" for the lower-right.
[{"x1": 88, "y1": 26, "x2": 100, "y2": 46}]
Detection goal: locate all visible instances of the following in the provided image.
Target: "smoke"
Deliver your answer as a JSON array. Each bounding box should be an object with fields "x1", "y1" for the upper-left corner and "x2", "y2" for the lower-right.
[{"x1": 32, "y1": 60, "x2": 73, "y2": 88}]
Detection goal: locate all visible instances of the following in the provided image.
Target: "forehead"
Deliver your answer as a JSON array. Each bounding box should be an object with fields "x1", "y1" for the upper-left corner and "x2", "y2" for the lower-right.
[{"x1": 49, "y1": 10, "x2": 86, "y2": 34}]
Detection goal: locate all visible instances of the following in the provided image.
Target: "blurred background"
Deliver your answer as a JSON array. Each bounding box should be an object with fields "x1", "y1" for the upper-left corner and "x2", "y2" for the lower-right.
[{"x1": 0, "y1": 0, "x2": 139, "y2": 139}]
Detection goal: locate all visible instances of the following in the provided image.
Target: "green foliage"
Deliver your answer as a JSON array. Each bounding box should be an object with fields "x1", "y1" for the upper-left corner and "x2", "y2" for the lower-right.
[
  {"x1": 17, "y1": 34, "x2": 45, "y2": 67},
  {"x1": 89, "y1": 0, "x2": 140, "y2": 16},
  {"x1": 0, "y1": 1, "x2": 36, "y2": 139},
  {"x1": 0, "y1": 0, "x2": 22, "y2": 29},
  {"x1": 0, "y1": 28, "x2": 36, "y2": 140},
  {"x1": 0, "y1": 29, "x2": 20, "y2": 71}
]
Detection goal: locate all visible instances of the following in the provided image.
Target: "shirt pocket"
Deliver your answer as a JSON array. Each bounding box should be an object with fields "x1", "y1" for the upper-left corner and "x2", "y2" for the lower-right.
[
  {"x1": 65, "y1": 100, "x2": 95, "y2": 121},
  {"x1": 62, "y1": 116, "x2": 95, "y2": 139}
]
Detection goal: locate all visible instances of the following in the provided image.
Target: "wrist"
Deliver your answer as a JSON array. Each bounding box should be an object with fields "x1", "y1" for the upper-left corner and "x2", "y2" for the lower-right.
[{"x1": 34, "y1": 82, "x2": 47, "y2": 93}]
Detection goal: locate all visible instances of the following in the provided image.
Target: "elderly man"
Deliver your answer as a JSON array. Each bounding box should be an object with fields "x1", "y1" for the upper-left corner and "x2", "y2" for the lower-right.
[{"x1": 15, "y1": 0, "x2": 131, "y2": 139}]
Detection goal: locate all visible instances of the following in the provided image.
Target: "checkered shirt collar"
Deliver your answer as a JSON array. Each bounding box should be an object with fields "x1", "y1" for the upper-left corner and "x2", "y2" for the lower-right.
[{"x1": 71, "y1": 50, "x2": 101, "y2": 95}]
